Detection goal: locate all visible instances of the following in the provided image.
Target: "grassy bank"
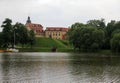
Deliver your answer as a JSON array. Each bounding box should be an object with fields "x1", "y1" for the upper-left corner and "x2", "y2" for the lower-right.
[
  {"x1": 34, "y1": 37, "x2": 70, "y2": 48},
  {"x1": 18, "y1": 37, "x2": 72, "y2": 52},
  {"x1": 19, "y1": 47, "x2": 73, "y2": 52},
  {"x1": 19, "y1": 47, "x2": 115, "y2": 55},
  {"x1": 0, "y1": 37, "x2": 117, "y2": 54}
]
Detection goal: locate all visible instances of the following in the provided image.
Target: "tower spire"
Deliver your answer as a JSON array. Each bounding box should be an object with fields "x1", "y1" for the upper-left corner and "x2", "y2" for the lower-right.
[{"x1": 26, "y1": 16, "x2": 31, "y2": 23}]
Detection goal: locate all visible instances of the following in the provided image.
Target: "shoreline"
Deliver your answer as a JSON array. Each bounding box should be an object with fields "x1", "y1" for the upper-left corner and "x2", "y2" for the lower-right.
[{"x1": 1, "y1": 48, "x2": 119, "y2": 55}]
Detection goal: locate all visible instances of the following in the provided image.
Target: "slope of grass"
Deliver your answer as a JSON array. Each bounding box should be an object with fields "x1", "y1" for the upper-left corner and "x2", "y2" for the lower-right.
[{"x1": 34, "y1": 37, "x2": 70, "y2": 48}]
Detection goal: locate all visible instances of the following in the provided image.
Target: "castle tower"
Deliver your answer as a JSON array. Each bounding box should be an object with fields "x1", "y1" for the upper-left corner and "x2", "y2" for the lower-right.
[
  {"x1": 25, "y1": 16, "x2": 44, "y2": 37},
  {"x1": 26, "y1": 16, "x2": 31, "y2": 23}
]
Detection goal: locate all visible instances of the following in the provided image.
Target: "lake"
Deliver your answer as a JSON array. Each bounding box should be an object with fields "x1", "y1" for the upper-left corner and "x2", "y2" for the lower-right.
[{"x1": 0, "y1": 52, "x2": 120, "y2": 83}]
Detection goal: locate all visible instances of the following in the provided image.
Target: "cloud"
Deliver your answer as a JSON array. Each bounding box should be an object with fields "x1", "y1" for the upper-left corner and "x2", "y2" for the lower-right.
[{"x1": 0, "y1": 0, "x2": 119, "y2": 28}]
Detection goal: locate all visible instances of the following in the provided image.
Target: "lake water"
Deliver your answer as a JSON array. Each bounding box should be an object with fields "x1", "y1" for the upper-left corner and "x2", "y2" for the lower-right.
[{"x1": 0, "y1": 52, "x2": 120, "y2": 83}]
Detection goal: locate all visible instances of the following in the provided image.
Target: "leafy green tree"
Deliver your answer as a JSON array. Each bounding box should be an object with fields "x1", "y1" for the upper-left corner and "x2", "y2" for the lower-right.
[
  {"x1": 14, "y1": 23, "x2": 29, "y2": 47},
  {"x1": 28, "y1": 30, "x2": 36, "y2": 48},
  {"x1": 106, "y1": 20, "x2": 116, "y2": 37},
  {"x1": 111, "y1": 32, "x2": 120, "y2": 52},
  {"x1": 1, "y1": 18, "x2": 13, "y2": 48},
  {"x1": 104, "y1": 20, "x2": 116, "y2": 49},
  {"x1": 67, "y1": 23, "x2": 105, "y2": 51},
  {"x1": 79, "y1": 26, "x2": 105, "y2": 51},
  {"x1": 67, "y1": 22, "x2": 84, "y2": 40},
  {"x1": 114, "y1": 21, "x2": 120, "y2": 30},
  {"x1": 87, "y1": 18, "x2": 106, "y2": 28},
  {"x1": 91, "y1": 29, "x2": 105, "y2": 51},
  {"x1": 67, "y1": 22, "x2": 85, "y2": 50},
  {"x1": 1, "y1": 18, "x2": 36, "y2": 49},
  {"x1": 105, "y1": 21, "x2": 120, "y2": 49},
  {"x1": 111, "y1": 29, "x2": 120, "y2": 37}
]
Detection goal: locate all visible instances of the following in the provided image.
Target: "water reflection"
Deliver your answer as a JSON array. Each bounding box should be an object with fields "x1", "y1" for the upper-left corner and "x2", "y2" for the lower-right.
[
  {"x1": 69, "y1": 53, "x2": 120, "y2": 82},
  {"x1": 0, "y1": 53, "x2": 120, "y2": 83}
]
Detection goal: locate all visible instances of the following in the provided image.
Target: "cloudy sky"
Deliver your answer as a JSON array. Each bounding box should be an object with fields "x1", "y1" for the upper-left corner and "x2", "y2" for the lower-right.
[{"x1": 0, "y1": 0, "x2": 119, "y2": 31}]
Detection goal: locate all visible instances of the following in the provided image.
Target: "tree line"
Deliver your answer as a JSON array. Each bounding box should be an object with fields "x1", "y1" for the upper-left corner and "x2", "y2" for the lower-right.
[
  {"x1": 1, "y1": 18, "x2": 120, "y2": 52},
  {"x1": 0, "y1": 18, "x2": 36, "y2": 48},
  {"x1": 67, "y1": 19, "x2": 120, "y2": 52}
]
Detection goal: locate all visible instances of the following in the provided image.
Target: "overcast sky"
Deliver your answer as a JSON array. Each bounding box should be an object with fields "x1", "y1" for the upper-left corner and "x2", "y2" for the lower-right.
[{"x1": 0, "y1": 0, "x2": 120, "y2": 31}]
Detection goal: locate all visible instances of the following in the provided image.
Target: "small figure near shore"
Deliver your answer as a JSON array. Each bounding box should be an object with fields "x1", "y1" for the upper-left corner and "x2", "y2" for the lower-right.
[{"x1": 51, "y1": 46, "x2": 57, "y2": 52}]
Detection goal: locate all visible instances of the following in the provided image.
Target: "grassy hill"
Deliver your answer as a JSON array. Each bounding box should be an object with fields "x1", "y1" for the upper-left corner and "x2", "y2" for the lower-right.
[
  {"x1": 19, "y1": 37, "x2": 73, "y2": 52},
  {"x1": 34, "y1": 37, "x2": 69, "y2": 48}
]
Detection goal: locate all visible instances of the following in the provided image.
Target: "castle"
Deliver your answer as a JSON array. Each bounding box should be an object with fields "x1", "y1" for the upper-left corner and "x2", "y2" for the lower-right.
[{"x1": 25, "y1": 17, "x2": 68, "y2": 40}]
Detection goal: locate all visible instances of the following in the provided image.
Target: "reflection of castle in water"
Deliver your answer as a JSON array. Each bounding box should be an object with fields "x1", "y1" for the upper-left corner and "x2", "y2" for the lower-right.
[{"x1": 25, "y1": 17, "x2": 68, "y2": 40}]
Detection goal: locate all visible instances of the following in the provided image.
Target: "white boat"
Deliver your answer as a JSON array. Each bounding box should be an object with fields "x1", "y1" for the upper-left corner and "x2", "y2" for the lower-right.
[{"x1": 6, "y1": 48, "x2": 19, "y2": 52}]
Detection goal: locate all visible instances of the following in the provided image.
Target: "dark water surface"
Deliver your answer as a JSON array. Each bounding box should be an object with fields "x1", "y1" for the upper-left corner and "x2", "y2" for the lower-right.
[{"x1": 0, "y1": 52, "x2": 120, "y2": 83}]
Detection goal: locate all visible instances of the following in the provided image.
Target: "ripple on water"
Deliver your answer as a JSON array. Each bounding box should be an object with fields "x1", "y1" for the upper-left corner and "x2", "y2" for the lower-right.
[{"x1": 0, "y1": 53, "x2": 120, "y2": 83}]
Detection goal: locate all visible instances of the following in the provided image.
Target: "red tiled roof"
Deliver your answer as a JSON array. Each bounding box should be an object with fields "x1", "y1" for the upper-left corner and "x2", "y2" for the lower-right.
[
  {"x1": 26, "y1": 23, "x2": 43, "y2": 32},
  {"x1": 46, "y1": 27, "x2": 68, "y2": 31}
]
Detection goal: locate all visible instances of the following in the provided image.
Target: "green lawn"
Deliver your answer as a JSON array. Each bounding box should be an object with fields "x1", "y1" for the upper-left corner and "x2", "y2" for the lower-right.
[
  {"x1": 34, "y1": 37, "x2": 70, "y2": 48},
  {"x1": 19, "y1": 37, "x2": 72, "y2": 52}
]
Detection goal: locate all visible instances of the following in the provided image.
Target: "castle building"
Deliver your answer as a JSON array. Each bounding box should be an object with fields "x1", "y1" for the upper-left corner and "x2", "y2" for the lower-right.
[
  {"x1": 25, "y1": 17, "x2": 44, "y2": 37},
  {"x1": 25, "y1": 17, "x2": 68, "y2": 40},
  {"x1": 45, "y1": 27, "x2": 68, "y2": 40}
]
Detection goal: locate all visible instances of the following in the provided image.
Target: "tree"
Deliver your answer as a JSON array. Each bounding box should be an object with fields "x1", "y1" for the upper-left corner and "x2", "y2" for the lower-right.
[
  {"x1": 67, "y1": 23, "x2": 105, "y2": 51},
  {"x1": 104, "y1": 20, "x2": 116, "y2": 49},
  {"x1": 14, "y1": 23, "x2": 29, "y2": 47},
  {"x1": 91, "y1": 29, "x2": 105, "y2": 51},
  {"x1": 104, "y1": 20, "x2": 120, "y2": 49},
  {"x1": 106, "y1": 20, "x2": 116, "y2": 37},
  {"x1": 28, "y1": 30, "x2": 36, "y2": 48},
  {"x1": 87, "y1": 18, "x2": 106, "y2": 28},
  {"x1": 1, "y1": 18, "x2": 13, "y2": 48},
  {"x1": 114, "y1": 21, "x2": 120, "y2": 31},
  {"x1": 1, "y1": 18, "x2": 36, "y2": 49},
  {"x1": 79, "y1": 26, "x2": 105, "y2": 51},
  {"x1": 111, "y1": 32, "x2": 120, "y2": 52},
  {"x1": 67, "y1": 22, "x2": 85, "y2": 50}
]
